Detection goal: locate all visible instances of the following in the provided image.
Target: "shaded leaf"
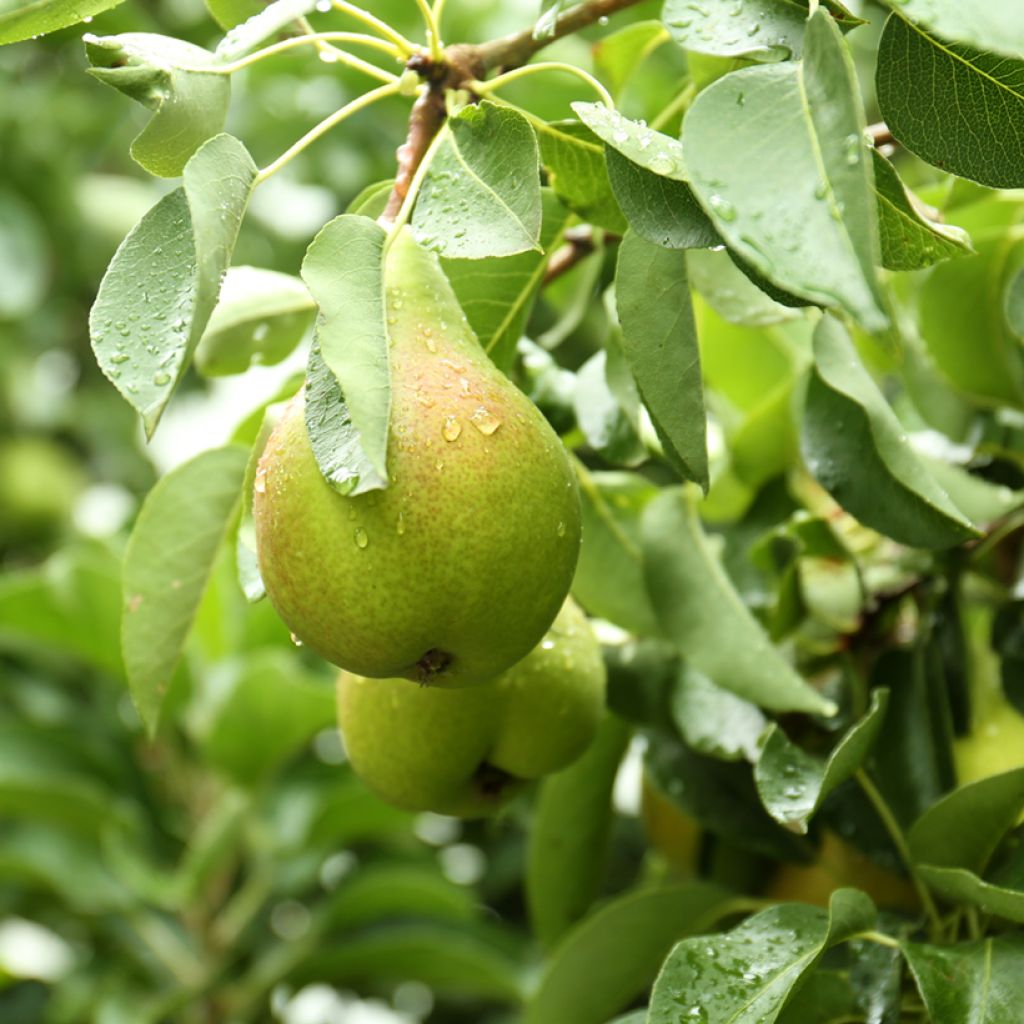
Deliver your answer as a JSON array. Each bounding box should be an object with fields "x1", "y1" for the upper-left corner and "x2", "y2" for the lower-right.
[
  {"x1": 616, "y1": 231, "x2": 708, "y2": 488},
  {"x1": 755, "y1": 689, "x2": 889, "y2": 833},
  {"x1": 414, "y1": 102, "x2": 542, "y2": 259},
  {"x1": 682, "y1": 10, "x2": 887, "y2": 330},
  {"x1": 524, "y1": 883, "x2": 731, "y2": 1024},
  {"x1": 917, "y1": 866, "x2": 1024, "y2": 923},
  {"x1": 688, "y1": 249, "x2": 802, "y2": 327},
  {"x1": 0, "y1": 0, "x2": 126, "y2": 44},
  {"x1": 89, "y1": 134, "x2": 256, "y2": 435},
  {"x1": 876, "y1": 14, "x2": 1024, "y2": 189},
  {"x1": 300, "y1": 214, "x2": 389, "y2": 492},
  {"x1": 122, "y1": 445, "x2": 248, "y2": 734},
  {"x1": 671, "y1": 665, "x2": 767, "y2": 763},
  {"x1": 593, "y1": 21, "x2": 669, "y2": 98},
  {"x1": 642, "y1": 487, "x2": 835, "y2": 715},
  {"x1": 802, "y1": 316, "x2": 978, "y2": 549}
]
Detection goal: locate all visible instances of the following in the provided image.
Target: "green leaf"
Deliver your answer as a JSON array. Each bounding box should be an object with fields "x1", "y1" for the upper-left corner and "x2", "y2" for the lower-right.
[
  {"x1": 904, "y1": 936, "x2": 1024, "y2": 1024},
  {"x1": 908, "y1": 768, "x2": 1024, "y2": 874},
  {"x1": 682, "y1": 10, "x2": 887, "y2": 331},
  {"x1": 671, "y1": 665, "x2": 767, "y2": 763},
  {"x1": 643, "y1": 487, "x2": 835, "y2": 715},
  {"x1": 917, "y1": 866, "x2": 1024, "y2": 923},
  {"x1": 189, "y1": 649, "x2": 335, "y2": 784},
  {"x1": 755, "y1": 690, "x2": 889, "y2": 833},
  {"x1": 688, "y1": 249, "x2": 802, "y2": 327},
  {"x1": 876, "y1": 14, "x2": 1024, "y2": 189},
  {"x1": 0, "y1": 0, "x2": 126, "y2": 44},
  {"x1": 523, "y1": 882, "x2": 731, "y2": 1024},
  {"x1": 573, "y1": 469, "x2": 662, "y2": 636},
  {"x1": 573, "y1": 102, "x2": 687, "y2": 181},
  {"x1": 593, "y1": 20, "x2": 669, "y2": 98},
  {"x1": 443, "y1": 189, "x2": 572, "y2": 372},
  {"x1": 300, "y1": 925, "x2": 524, "y2": 1002},
  {"x1": 918, "y1": 234, "x2": 1024, "y2": 408},
  {"x1": 527, "y1": 716, "x2": 631, "y2": 948},
  {"x1": 122, "y1": 445, "x2": 248, "y2": 734},
  {"x1": 0, "y1": 188, "x2": 48, "y2": 318},
  {"x1": 534, "y1": 0, "x2": 567, "y2": 39},
  {"x1": 873, "y1": 151, "x2": 973, "y2": 271},
  {"x1": 89, "y1": 134, "x2": 256, "y2": 436},
  {"x1": 649, "y1": 891, "x2": 876, "y2": 1024},
  {"x1": 662, "y1": 0, "x2": 862, "y2": 61},
  {"x1": 802, "y1": 316, "x2": 979, "y2": 549},
  {"x1": 606, "y1": 149, "x2": 719, "y2": 250},
  {"x1": 85, "y1": 33, "x2": 231, "y2": 178},
  {"x1": 534, "y1": 118, "x2": 626, "y2": 232},
  {"x1": 413, "y1": 102, "x2": 542, "y2": 259},
  {"x1": 214, "y1": 0, "x2": 317, "y2": 61},
  {"x1": 882, "y1": 1, "x2": 1024, "y2": 58},
  {"x1": 300, "y1": 214, "x2": 389, "y2": 492},
  {"x1": 925, "y1": 460, "x2": 1024, "y2": 527},
  {"x1": 194, "y1": 266, "x2": 314, "y2": 376},
  {"x1": 1007, "y1": 266, "x2": 1024, "y2": 340},
  {"x1": 616, "y1": 231, "x2": 708, "y2": 489},
  {"x1": 574, "y1": 351, "x2": 647, "y2": 465}
]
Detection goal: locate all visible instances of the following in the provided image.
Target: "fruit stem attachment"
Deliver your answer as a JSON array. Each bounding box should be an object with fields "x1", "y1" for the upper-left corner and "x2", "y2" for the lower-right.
[
  {"x1": 210, "y1": 33, "x2": 404, "y2": 80},
  {"x1": 254, "y1": 80, "x2": 405, "y2": 186},
  {"x1": 470, "y1": 61, "x2": 613, "y2": 108},
  {"x1": 855, "y1": 769, "x2": 944, "y2": 939},
  {"x1": 330, "y1": 0, "x2": 417, "y2": 56}
]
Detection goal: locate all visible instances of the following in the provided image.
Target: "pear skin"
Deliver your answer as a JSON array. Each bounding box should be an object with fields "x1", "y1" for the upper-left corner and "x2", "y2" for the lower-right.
[
  {"x1": 254, "y1": 227, "x2": 581, "y2": 686},
  {"x1": 336, "y1": 600, "x2": 606, "y2": 817}
]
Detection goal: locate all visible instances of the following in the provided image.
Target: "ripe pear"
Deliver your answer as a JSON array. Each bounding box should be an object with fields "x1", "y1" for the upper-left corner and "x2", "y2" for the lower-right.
[
  {"x1": 336, "y1": 599, "x2": 606, "y2": 817},
  {"x1": 253, "y1": 226, "x2": 581, "y2": 686}
]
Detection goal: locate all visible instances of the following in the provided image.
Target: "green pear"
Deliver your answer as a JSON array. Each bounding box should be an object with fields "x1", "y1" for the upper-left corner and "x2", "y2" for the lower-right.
[
  {"x1": 336, "y1": 599, "x2": 606, "y2": 817},
  {"x1": 254, "y1": 226, "x2": 581, "y2": 686}
]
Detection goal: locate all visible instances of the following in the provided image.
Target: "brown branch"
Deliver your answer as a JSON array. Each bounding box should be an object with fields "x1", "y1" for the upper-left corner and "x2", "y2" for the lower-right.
[
  {"x1": 543, "y1": 227, "x2": 619, "y2": 286},
  {"x1": 477, "y1": 0, "x2": 646, "y2": 71},
  {"x1": 866, "y1": 121, "x2": 894, "y2": 148},
  {"x1": 379, "y1": 83, "x2": 447, "y2": 224}
]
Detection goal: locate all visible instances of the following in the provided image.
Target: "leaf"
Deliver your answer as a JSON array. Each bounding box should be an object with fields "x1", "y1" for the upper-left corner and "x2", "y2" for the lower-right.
[
  {"x1": 85, "y1": 33, "x2": 231, "y2": 178},
  {"x1": 916, "y1": 867, "x2": 1024, "y2": 923},
  {"x1": 300, "y1": 214, "x2": 389, "y2": 492},
  {"x1": 1007, "y1": 266, "x2": 1024, "y2": 340},
  {"x1": 523, "y1": 882, "x2": 731, "y2": 1024},
  {"x1": 688, "y1": 249, "x2": 801, "y2": 327},
  {"x1": 534, "y1": 0, "x2": 567, "y2": 40},
  {"x1": 122, "y1": 445, "x2": 248, "y2": 734},
  {"x1": 89, "y1": 134, "x2": 256, "y2": 436},
  {"x1": 649, "y1": 890, "x2": 876, "y2": 1024},
  {"x1": 194, "y1": 266, "x2": 314, "y2": 376},
  {"x1": 876, "y1": 14, "x2": 1024, "y2": 189},
  {"x1": 904, "y1": 936, "x2": 1024, "y2": 1024},
  {"x1": 527, "y1": 716, "x2": 631, "y2": 948},
  {"x1": 573, "y1": 469, "x2": 662, "y2": 636},
  {"x1": 605, "y1": 149, "x2": 719, "y2": 250},
  {"x1": 802, "y1": 316, "x2": 978, "y2": 549},
  {"x1": 755, "y1": 689, "x2": 889, "y2": 834},
  {"x1": 0, "y1": 188, "x2": 48, "y2": 318},
  {"x1": 873, "y1": 151, "x2": 973, "y2": 271},
  {"x1": 615, "y1": 231, "x2": 708, "y2": 486},
  {"x1": 593, "y1": 20, "x2": 669, "y2": 97},
  {"x1": 300, "y1": 925, "x2": 524, "y2": 1002},
  {"x1": 908, "y1": 768, "x2": 1024, "y2": 874},
  {"x1": 642, "y1": 487, "x2": 835, "y2": 716},
  {"x1": 883, "y1": 0, "x2": 1024, "y2": 59},
  {"x1": 443, "y1": 189, "x2": 572, "y2": 372},
  {"x1": 534, "y1": 118, "x2": 626, "y2": 232},
  {"x1": 671, "y1": 665, "x2": 767, "y2": 763},
  {"x1": 681, "y1": 9, "x2": 888, "y2": 331},
  {"x1": 918, "y1": 234, "x2": 1024, "y2": 408},
  {"x1": 574, "y1": 351, "x2": 646, "y2": 466},
  {"x1": 413, "y1": 102, "x2": 542, "y2": 259},
  {"x1": 0, "y1": 0, "x2": 126, "y2": 44},
  {"x1": 662, "y1": 0, "x2": 862, "y2": 61},
  {"x1": 214, "y1": 0, "x2": 316, "y2": 61},
  {"x1": 573, "y1": 102, "x2": 688, "y2": 181},
  {"x1": 777, "y1": 970, "x2": 858, "y2": 1024},
  {"x1": 189, "y1": 649, "x2": 335, "y2": 785}
]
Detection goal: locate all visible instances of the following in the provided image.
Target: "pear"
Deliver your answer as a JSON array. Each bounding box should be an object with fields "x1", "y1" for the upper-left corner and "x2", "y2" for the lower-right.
[
  {"x1": 254, "y1": 227, "x2": 581, "y2": 686},
  {"x1": 336, "y1": 599, "x2": 606, "y2": 817}
]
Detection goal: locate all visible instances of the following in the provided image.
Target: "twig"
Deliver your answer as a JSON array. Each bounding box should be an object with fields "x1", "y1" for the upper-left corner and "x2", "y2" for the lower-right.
[
  {"x1": 544, "y1": 227, "x2": 615, "y2": 286},
  {"x1": 477, "y1": 0, "x2": 645, "y2": 71},
  {"x1": 866, "y1": 121, "x2": 894, "y2": 148}
]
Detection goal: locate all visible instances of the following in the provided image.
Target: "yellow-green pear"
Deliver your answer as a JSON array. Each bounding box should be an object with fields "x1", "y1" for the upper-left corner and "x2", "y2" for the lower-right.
[
  {"x1": 254, "y1": 227, "x2": 581, "y2": 686},
  {"x1": 336, "y1": 600, "x2": 606, "y2": 817}
]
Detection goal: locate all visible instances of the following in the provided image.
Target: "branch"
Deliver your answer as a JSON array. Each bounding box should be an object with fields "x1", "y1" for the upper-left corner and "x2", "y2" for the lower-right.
[
  {"x1": 543, "y1": 227, "x2": 616, "y2": 286},
  {"x1": 477, "y1": 0, "x2": 645, "y2": 71}
]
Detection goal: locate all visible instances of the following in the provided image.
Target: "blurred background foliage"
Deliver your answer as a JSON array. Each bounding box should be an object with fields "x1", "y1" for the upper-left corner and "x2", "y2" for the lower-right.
[{"x1": 3, "y1": 0, "x2": 1024, "y2": 1021}]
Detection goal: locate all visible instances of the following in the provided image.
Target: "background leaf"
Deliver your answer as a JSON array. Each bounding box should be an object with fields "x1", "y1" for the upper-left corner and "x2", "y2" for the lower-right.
[
  {"x1": 121, "y1": 445, "x2": 248, "y2": 733},
  {"x1": 0, "y1": 0, "x2": 126, "y2": 44}
]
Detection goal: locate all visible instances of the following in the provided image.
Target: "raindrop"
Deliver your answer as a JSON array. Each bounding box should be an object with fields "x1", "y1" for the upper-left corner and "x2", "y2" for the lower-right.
[
  {"x1": 354, "y1": 527, "x2": 369, "y2": 549},
  {"x1": 290, "y1": 632, "x2": 303, "y2": 647},
  {"x1": 708, "y1": 194, "x2": 737, "y2": 222},
  {"x1": 470, "y1": 407, "x2": 501, "y2": 435},
  {"x1": 648, "y1": 152, "x2": 676, "y2": 175},
  {"x1": 254, "y1": 467, "x2": 267, "y2": 494},
  {"x1": 396, "y1": 512, "x2": 406, "y2": 535},
  {"x1": 110, "y1": 352, "x2": 130, "y2": 364},
  {"x1": 153, "y1": 371, "x2": 171, "y2": 386},
  {"x1": 442, "y1": 415, "x2": 462, "y2": 441},
  {"x1": 557, "y1": 520, "x2": 567, "y2": 537}
]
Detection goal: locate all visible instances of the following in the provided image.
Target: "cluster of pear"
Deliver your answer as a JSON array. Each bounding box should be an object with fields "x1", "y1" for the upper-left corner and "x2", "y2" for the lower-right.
[{"x1": 253, "y1": 227, "x2": 606, "y2": 816}]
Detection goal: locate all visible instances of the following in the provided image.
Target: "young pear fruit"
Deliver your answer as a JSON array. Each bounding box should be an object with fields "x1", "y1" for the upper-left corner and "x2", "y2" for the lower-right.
[
  {"x1": 253, "y1": 227, "x2": 581, "y2": 686},
  {"x1": 336, "y1": 599, "x2": 606, "y2": 817}
]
